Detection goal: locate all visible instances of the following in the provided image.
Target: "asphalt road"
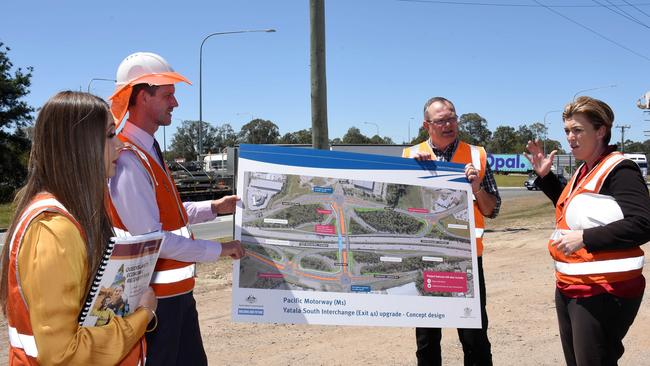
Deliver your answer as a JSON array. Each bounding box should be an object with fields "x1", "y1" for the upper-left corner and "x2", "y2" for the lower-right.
[
  {"x1": 499, "y1": 186, "x2": 544, "y2": 199},
  {"x1": 192, "y1": 215, "x2": 234, "y2": 240}
]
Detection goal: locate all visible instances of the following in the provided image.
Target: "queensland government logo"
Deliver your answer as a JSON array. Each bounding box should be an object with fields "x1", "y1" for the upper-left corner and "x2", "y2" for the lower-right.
[
  {"x1": 246, "y1": 295, "x2": 257, "y2": 304},
  {"x1": 463, "y1": 307, "x2": 472, "y2": 317}
]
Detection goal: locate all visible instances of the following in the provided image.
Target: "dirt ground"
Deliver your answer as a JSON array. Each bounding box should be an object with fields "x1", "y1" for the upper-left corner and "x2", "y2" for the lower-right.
[
  {"x1": 2, "y1": 192, "x2": 650, "y2": 365},
  {"x1": 195, "y1": 192, "x2": 650, "y2": 365}
]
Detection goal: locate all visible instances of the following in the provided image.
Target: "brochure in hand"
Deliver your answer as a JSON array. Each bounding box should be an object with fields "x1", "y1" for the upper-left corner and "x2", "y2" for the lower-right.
[{"x1": 79, "y1": 231, "x2": 164, "y2": 327}]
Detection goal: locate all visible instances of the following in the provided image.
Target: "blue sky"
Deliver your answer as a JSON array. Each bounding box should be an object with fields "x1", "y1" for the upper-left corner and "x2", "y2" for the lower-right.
[{"x1": 4, "y1": 0, "x2": 650, "y2": 151}]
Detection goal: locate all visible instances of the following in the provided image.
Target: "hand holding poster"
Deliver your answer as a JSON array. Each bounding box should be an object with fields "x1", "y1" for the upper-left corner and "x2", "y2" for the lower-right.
[
  {"x1": 232, "y1": 145, "x2": 482, "y2": 328},
  {"x1": 79, "y1": 231, "x2": 164, "y2": 327}
]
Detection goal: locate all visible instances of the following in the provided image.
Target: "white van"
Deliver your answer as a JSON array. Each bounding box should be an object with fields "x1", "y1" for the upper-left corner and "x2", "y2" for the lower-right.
[{"x1": 624, "y1": 153, "x2": 648, "y2": 178}]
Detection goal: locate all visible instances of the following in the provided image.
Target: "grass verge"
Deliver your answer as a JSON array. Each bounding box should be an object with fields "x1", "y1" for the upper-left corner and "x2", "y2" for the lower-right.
[
  {"x1": 494, "y1": 174, "x2": 528, "y2": 188},
  {"x1": 489, "y1": 194, "x2": 554, "y2": 229},
  {"x1": 1, "y1": 203, "x2": 15, "y2": 230}
]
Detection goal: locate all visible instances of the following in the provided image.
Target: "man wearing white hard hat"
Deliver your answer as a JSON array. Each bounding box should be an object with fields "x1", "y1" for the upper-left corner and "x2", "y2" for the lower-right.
[{"x1": 107, "y1": 52, "x2": 245, "y2": 365}]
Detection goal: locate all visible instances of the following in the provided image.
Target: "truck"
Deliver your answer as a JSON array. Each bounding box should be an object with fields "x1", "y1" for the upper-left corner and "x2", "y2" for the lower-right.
[
  {"x1": 624, "y1": 153, "x2": 648, "y2": 178},
  {"x1": 203, "y1": 152, "x2": 228, "y2": 173},
  {"x1": 168, "y1": 157, "x2": 232, "y2": 202}
]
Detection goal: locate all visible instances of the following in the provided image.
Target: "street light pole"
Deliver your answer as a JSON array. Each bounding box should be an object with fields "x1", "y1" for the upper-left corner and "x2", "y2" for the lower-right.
[
  {"x1": 87, "y1": 78, "x2": 116, "y2": 93},
  {"x1": 363, "y1": 121, "x2": 379, "y2": 136},
  {"x1": 199, "y1": 28, "x2": 275, "y2": 161},
  {"x1": 543, "y1": 110, "x2": 562, "y2": 155},
  {"x1": 572, "y1": 84, "x2": 617, "y2": 101}
]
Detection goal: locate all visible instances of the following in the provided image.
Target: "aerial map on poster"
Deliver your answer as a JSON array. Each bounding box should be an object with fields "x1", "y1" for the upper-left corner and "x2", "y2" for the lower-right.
[{"x1": 232, "y1": 144, "x2": 482, "y2": 328}]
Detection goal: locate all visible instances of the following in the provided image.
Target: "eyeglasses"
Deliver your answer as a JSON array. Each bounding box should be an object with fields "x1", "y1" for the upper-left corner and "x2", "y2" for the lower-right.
[{"x1": 425, "y1": 117, "x2": 458, "y2": 126}]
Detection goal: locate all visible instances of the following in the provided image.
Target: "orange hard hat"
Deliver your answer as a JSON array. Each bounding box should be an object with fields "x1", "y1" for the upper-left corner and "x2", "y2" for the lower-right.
[{"x1": 109, "y1": 52, "x2": 191, "y2": 127}]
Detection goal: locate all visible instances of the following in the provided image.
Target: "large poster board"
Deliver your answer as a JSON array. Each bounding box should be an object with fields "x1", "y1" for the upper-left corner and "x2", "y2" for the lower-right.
[{"x1": 232, "y1": 144, "x2": 481, "y2": 328}]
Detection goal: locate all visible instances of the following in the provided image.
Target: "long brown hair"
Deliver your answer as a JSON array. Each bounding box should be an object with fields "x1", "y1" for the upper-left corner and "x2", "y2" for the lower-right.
[{"x1": 0, "y1": 91, "x2": 113, "y2": 313}]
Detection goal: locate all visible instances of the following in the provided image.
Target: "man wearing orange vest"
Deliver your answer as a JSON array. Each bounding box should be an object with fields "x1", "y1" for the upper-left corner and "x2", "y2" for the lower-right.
[
  {"x1": 402, "y1": 96, "x2": 500, "y2": 366},
  {"x1": 107, "y1": 52, "x2": 245, "y2": 366}
]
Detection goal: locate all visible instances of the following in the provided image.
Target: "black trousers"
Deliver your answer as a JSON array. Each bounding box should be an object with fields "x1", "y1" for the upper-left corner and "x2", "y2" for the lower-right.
[
  {"x1": 145, "y1": 291, "x2": 207, "y2": 366},
  {"x1": 415, "y1": 257, "x2": 492, "y2": 366},
  {"x1": 555, "y1": 287, "x2": 643, "y2": 366}
]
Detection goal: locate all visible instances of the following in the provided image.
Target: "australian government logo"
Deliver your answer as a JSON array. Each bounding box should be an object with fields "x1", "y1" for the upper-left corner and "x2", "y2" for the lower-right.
[{"x1": 238, "y1": 294, "x2": 264, "y2": 316}]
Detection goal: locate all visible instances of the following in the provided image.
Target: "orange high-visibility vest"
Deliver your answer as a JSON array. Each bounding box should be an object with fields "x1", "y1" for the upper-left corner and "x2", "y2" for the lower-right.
[
  {"x1": 549, "y1": 152, "x2": 644, "y2": 285},
  {"x1": 6, "y1": 193, "x2": 145, "y2": 365},
  {"x1": 107, "y1": 135, "x2": 196, "y2": 298},
  {"x1": 402, "y1": 141, "x2": 487, "y2": 256}
]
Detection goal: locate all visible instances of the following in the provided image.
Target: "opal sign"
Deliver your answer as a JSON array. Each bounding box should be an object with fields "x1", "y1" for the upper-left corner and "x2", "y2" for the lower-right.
[{"x1": 486, "y1": 154, "x2": 532, "y2": 173}]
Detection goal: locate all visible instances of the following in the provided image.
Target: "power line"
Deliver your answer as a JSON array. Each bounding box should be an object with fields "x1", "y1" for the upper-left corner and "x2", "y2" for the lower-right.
[
  {"x1": 398, "y1": 0, "x2": 650, "y2": 8},
  {"x1": 533, "y1": 0, "x2": 650, "y2": 62},
  {"x1": 604, "y1": 0, "x2": 648, "y2": 23},
  {"x1": 621, "y1": 0, "x2": 650, "y2": 17},
  {"x1": 398, "y1": 0, "x2": 650, "y2": 62},
  {"x1": 594, "y1": 0, "x2": 650, "y2": 29}
]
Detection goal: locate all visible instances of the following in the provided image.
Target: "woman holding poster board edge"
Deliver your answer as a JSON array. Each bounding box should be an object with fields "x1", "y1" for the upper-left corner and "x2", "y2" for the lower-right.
[
  {"x1": 0, "y1": 91, "x2": 157, "y2": 365},
  {"x1": 525, "y1": 96, "x2": 650, "y2": 365}
]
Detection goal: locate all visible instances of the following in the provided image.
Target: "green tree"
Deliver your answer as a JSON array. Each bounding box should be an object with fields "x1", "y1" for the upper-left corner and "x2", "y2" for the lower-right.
[
  {"x1": 514, "y1": 122, "x2": 564, "y2": 154},
  {"x1": 515, "y1": 125, "x2": 535, "y2": 153},
  {"x1": 369, "y1": 135, "x2": 395, "y2": 144},
  {"x1": 527, "y1": 121, "x2": 556, "y2": 153},
  {"x1": 529, "y1": 122, "x2": 547, "y2": 141},
  {"x1": 458, "y1": 113, "x2": 491, "y2": 146},
  {"x1": 238, "y1": 118, "x2": 280, "y2": 144},
  {"x1": 278, "y1": 128, "x2": 312, "y2": 144},
  {"x1": 410, "y1": 126, "x2": 428, "y2": 145},
  {"x1": 0, "y1": 43, "x2": 34, "y2": 202},
  {"x1": 488, "y1": 126, "x2": 517, "y2": 153},
  {"x1": 545, "y1": 139, "x2": 566, "y2": 154},
  {"x1": 214, "y1": 123, "x2": 238, "y2": 149},
  {"x1": 169, "y1": 120, "x2": 220, "y2": 161},
  {"x1": 620, "y1": 139, "x2": 650, "y2": 155},
  {"x1": 341, "y1": 127, "x2": 371, "y2": 144}
]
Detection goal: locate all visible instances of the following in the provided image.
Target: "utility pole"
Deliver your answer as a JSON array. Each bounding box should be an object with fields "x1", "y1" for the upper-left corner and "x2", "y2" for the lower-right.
[
  {"x1": 310, "y1": 0, "x2": 329, "y2": 150},
  {"x1": 616, "y1": 124, "x2": 631, "y2": 152}
]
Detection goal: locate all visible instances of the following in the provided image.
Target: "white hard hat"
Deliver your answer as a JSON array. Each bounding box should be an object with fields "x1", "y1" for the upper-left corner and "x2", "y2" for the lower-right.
[
  {"x1": 109, "y1": 52, "x2": 191, "y2": 126},
  {"x1": 565, "y1": 193, "x2": 623, "y2": 229}
]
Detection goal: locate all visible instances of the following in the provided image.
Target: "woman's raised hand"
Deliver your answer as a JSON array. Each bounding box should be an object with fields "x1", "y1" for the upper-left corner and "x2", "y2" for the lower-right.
[{"x1": 524, "y1": 139, "x2": 557, "y2": 178}]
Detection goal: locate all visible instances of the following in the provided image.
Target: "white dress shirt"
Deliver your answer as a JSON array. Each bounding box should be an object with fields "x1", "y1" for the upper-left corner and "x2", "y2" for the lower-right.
[{"x1": 108, "y1": 121, "x2": 222, "y2": 262}]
